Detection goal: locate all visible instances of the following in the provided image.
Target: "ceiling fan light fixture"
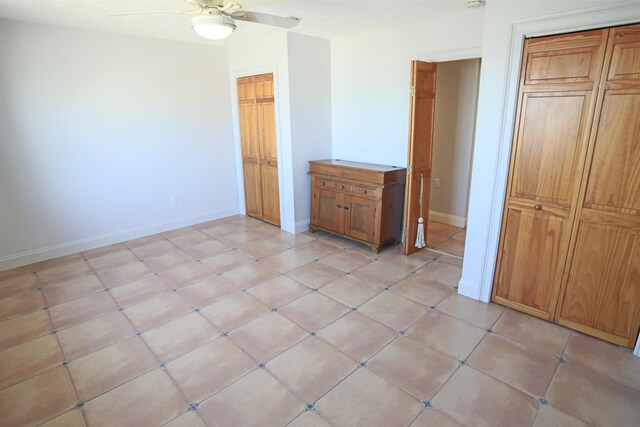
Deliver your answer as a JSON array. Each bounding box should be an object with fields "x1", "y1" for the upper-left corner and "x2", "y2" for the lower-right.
[{"x1": 191, "y1": 15, "x2": 236, "y2": 40}]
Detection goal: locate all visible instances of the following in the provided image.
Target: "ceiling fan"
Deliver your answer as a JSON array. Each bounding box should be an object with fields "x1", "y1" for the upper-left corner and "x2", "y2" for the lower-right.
[{"x1": 110, "y1": 0, "x2": 300, "y2": 40}]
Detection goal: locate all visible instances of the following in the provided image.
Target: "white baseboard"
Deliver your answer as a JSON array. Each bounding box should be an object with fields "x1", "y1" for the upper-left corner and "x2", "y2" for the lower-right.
[
  {"x1": 429, "y1": 210, "x2": 467, "y2": 228},
  {"x1": 0, "y1": 206, "x2": 239, "y2": 272},
  {"x1": 295, "y1": 219, "x2": 310, "y2": 234},
  {"x1": 457, "y1": 278, "x2": 487, "y2": 302}
]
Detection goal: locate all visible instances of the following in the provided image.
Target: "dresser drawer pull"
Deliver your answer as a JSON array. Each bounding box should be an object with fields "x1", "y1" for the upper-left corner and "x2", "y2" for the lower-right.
[
  {"x1": 343, "y1": 206, "x2": 350, "y2": 210},
  {"x1": 534, "y1": 204, "x2": 542, "y2": 210},
  {"x1": 339, "y1": 185, "x2": 345, "y2": 189},
  {"x1": 336, "y1": 204, "x2": 342, "y2": 209}
]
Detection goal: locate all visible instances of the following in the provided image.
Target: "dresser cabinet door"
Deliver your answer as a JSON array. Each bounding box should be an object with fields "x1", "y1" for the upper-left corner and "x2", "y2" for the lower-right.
[
  {"x1": 313, "y1": 189, "x2": 343, "y2": 234},
  {"x1": 343, "y1": 195, "x2": 377, "y2": 243}
]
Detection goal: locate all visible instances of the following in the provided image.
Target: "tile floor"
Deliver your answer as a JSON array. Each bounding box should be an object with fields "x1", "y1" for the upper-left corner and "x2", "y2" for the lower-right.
[
  {"x1": 426, "y1": 221, "x2": 465, "y2": 258},
  {"x1": 0, "y1": 215, "x2": 639, "y2": 427}
]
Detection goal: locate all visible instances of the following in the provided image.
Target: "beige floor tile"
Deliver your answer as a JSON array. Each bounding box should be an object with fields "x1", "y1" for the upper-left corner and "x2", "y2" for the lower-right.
[
  {"x1": 0, "y1": 309, "x2": 52, "y2": 351},
  {"x1": 287, "y1": 411, "x2": 332, "y2": 427},
  {"x1": 222, "y1": 262, "x2": 280, "y2": 289},
  {"x1": 84, "y1": 370, "x2": 186, "y2": 427},
  {"x1": 200, "y1": 249, "x2": 256, "y2": 273},
  {"x1": 69, "y1": 336, "x2": 157, "y2": 400},
  {"x1": 124, "y1": 233, "x2": 166, "y2": 249},
  {"x1": 216, "y1": 231, "x2": 256, "y2": 248},
  {"x1": 40, "y1": 409, "x2": 86, "y2": 427},
  {"x1": 159, "y1": 261, "x2": 215, "y2": 289},
  {"x1": 49, "y1": 291, "x2": 117, "y2": 330},
  {"x1": 410, "y1": 409, "x2": 461, "y2": 427},
  {"x1": 359, "y1": 292, "x2": 426, "y2": 331},
  {"x1": 30, "y1": 254, "x2": 85, "y2": 272},
  {"x1": 286, "y1": 262, "x2": 345, "y2": 289},
  {"x1": 0, "y1": 273, "x2": 38, "y2": 299},
  {"x1": 318, "y1": 232, "x2": 362, "y2": 249},
  {"x1": 260, "y1": 250, "x2": 315, "y2": 273},
  {"x1": 129, "y1": 239, "x2": 177, "y2": 259},
  {"x1": 167, "y1": 230, "x2": 210, "y2": 249},
  {"x1": 352, "y1": 260, "x2": 409, "y2": 287},
  {"x1": 392, "y1": 275, "x2": 454, "y2": 307},
  {"x1": 319, "y1": 275, "x2": 382, "y2": 308},
  {"x1": 199, "y1": 292, "x2": 269, "y2": 332},
  {"x1": 279, "y1": 292, "x2": 349, "y2": 331},
  {"x1": 237, "y1": 239, "x2": 289, "y2": 260},
  {"x1": 415, "y1": 261, "x2": 461, "y2": 287},
  {"x1": 436, "y1": 254, "x2": 464, "y2": 267},
  {"x1": 319, "y1": 251, "x2": 372, "y2": 273},
  {"x1": 0, "y1": 367, "x2": 76, "y2": 426},
  {"x1": 163, "y1": 411, "x2": 207, "y2": 427},
  {"x1": 199, "y1": 222, "x2": 242, "y2": 238},
  {"x1": 181, "y1": 239, "x2": 230, "y2": 260},
  {"x1": 547, "y1": 363, "x2": 640, "y2": 426},
  {"x1": 95, "y1": 261, "x2": 152, "y2": 288},
  {"x1": 368, "y1": 337, "x2": 458, "y2": 400},
  {"x1": 198, "y1": 369, "x2": 303, "y2": 427},
  {"x1": 57, "y1": 311, "x2": 135, "y2": 360},
  {"x1": 177, "y1": 275, "x2": 238, "y2": 308},
  {"x1": 492, "y1": 309, "x2": 571, "y2": 356},
  {"x1": 229, "y1": 312, "x2": 307, "y2": 362},
  {"x1": 247, "y1": 275, "x2": 310, "y2": 308},
  {"x1": 318, "y1": 312, "x2": 396, "y2": 361},
  {"x1": 428, "y1": 222, "x2": 463, "y2": 239},
  {"x1": 0, "y1": 264, "x2": 36, "y2": 281},
  {"x1": 407, "y1": 311, "x2": 485, "y2": 360},
  {"x1": 468, "y1": 333, "x2": 558, "y2": 397},
  {"x1": 143, "y1": 250, "x2": 193, "y2": 273},
  {"x1": 87, "y1": 250, "x2": 139, "y2": 272},
  {"x1": 564, "y1": 332, "x2": 640, "y2": 391},
  {"x1": 167, "y1": 338, "x2": 255, "y2": 402},
  {"x1": 42, "y1": 274, "x2": 105, "y2": 306},
  {"x1": 124, "y1": 293, "x2": 193, "y2": 332},
  {"x1": 109, "y1": 275, "x2": 172, "y2": 307},
  {"x1": 432, "y1": 367, "x2": 538, "y2": 427},
  {"x1": 435, "y1": 293, "x2": 505, "y2": 329},
  {"x1": 378, "y1": 251, "x2": 432, "y2": 272},
  {"x1": 316, "y1": 368, "x2": 422, "y2": 427},
  {"x1": 0, "y1": 290, "x2": 46, "y2": 321},
  {"x1": 143, "y1": 313, "x2": 218, "y2": 361},
  {"x1": 266, "y1": 231, "x2": 316, "y2": 248},
  {"x1": 533, "y1": 405, "x2": 589, "y2": 427},
  {"x1": 82, "y1": 243, "x2": 128, "y2": 259},
  {"x1": 435, "y1": 237, "x2": 465, "y2": 257},
  {"x1": 0, "y1": 334, "x2": 63, "y2": 389},
  {"x1": 267, "y1": 337, "x2": 356, "y2": 402},
  {"x1": 426, "y1": 233, "x2": 450, "y2": 247},
  {"x1": 36, "y1": 261, "x2": 93, "y2": 287},
  {"x1": 292, "y1": 240, "x2": 342, "y2": 259}
]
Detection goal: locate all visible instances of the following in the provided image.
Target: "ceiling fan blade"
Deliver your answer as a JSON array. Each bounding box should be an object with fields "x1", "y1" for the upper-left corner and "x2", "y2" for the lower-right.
[
  {"x1": 109, "y1": 10, "x2": 201, "y2": 17},
  {"x1": 228, "y1": 10, "x2": 300, "y2": 29}
]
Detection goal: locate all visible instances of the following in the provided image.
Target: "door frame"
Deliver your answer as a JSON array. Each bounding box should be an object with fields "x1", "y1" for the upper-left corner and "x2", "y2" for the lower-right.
[
  {"x1": 229, "y1": 65, "x2": 293, "y2": 233},
  {"x1": 455, "y1": 2, "x2": 640, "y2": 355}
]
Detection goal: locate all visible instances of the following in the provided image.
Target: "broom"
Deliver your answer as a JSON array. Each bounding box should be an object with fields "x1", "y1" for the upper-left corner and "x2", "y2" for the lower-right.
[{"x1": 415, "y1": 174, "x2": 426, "y2": 248}]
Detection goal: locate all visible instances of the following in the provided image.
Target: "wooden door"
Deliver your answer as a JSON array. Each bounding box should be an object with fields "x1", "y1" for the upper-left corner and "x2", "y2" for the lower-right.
[
  {"x1": 403, "y1": 61, "x2": 436, "y2": 255},
  {"x1": 344, "y1": 195, "x2": 377, "y2": 243},
  {"x1": 237, "y1": 73, "x2": 280, "y2": 226},
  {"x1": 556, "y1": 24, "x2": 640, "y2": 348},
  {"x1": 256, "y1": 74, "x2": 281, "y2": 226},
  {"x1": 313, "y1": 189, "x2": 343, "y2": 233},
  {"x1": 492, "y1": 29, "x2": 609, "y2": 319},
  {"x1": 237, "y1": 76, "x2": 263, "y2": 219}
]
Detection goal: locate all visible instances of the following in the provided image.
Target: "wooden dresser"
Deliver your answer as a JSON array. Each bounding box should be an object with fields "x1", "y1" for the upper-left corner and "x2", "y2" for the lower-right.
[{"x1": 308, "y1": 160, "x2": 406, "y2": 252}]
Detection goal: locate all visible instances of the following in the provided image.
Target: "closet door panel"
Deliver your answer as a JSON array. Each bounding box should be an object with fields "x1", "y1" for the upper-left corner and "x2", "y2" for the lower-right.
[
  {"x1": 558, "y1": 220, "x2": 640, "y2": 347},
  {"x1": 511, "y1": 92, "x2": 591, "y2": 206},
  {"x1": 494, "y1": 206, "x2": 568, "y2": 318},
  {"x1": 243, "y1": 161, "x2": 263, "y2": 219},
  {"x1": 260, "y1": 164, "x2": 280, "y2": 226},
  {"x1": 583, "y1": 90, "x2": 640, "y2": 215}
]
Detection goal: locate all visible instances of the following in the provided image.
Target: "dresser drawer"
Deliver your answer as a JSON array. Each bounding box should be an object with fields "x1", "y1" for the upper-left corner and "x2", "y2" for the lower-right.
[
  {"x1": 335, "y1": 182, "x2": 352, "y2": 193},
  {"x1": 353, "y1": 185, "x2": 378, "y2": 199},
  {"x1": 315, "y1": 178, "x2": 334, "y2": 189}
]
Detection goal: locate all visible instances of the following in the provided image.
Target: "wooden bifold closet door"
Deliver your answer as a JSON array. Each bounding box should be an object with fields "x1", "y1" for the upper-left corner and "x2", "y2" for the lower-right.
[
  {"x1": 237, "y1": 74, "x2": 280, "y2": 226},
  {"x1": 493, "y1": 24, "x2": 640, "y2": 349}
]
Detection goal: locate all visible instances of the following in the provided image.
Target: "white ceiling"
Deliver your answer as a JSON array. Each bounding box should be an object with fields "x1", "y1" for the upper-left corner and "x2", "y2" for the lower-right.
[{"x1": 0, "y1": 0, "x2": 471, "y2": 47}]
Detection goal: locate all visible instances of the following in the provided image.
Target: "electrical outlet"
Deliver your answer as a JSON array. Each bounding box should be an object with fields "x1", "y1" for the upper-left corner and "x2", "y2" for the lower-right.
[
  {"x1": 169, "y1": 196, "x2": 177, "y2": 206},
  {"x1": 434, "y1": 178, "x2": 441, "y2": 188}
]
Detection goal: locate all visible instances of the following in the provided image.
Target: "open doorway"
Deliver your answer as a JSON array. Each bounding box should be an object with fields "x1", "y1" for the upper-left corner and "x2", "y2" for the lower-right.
[{"x1": 426, "y1": 58, "x2": 481, "y2": 258}]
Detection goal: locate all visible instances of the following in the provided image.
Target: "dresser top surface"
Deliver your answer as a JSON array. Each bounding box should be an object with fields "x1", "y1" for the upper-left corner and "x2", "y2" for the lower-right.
[{"x1": 309, "y1": 159, "x2": 405, "y2": 173}]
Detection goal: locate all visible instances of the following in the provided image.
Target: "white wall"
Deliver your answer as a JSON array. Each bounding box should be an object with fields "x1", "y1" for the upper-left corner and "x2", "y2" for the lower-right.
[
  {"x1": 459, "y1": 0, "x2": 640, "y2": 301},
  {"x1": 430, "y1": 59, "x2": 480, "y2": 224},
  {"x1": 287, "y1": 33, "x2": 332, "y2": 232},
  {"x1": 227, "y1": 31, "x2": 296, "y2": 233},
  {"x1": 0, "y1": 20, "x2": 238, "y2": 270},
  {"x1": 330, "y1": 7, "x2": 485, "y2": 168}
]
